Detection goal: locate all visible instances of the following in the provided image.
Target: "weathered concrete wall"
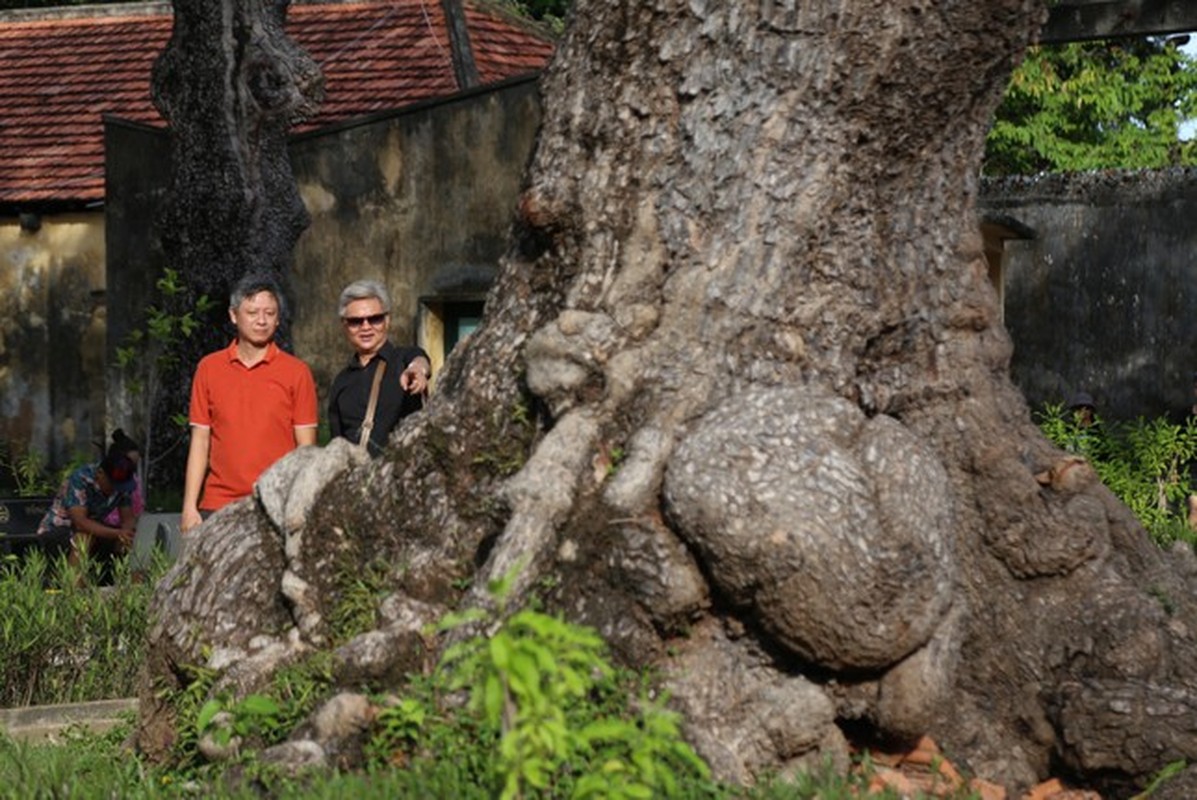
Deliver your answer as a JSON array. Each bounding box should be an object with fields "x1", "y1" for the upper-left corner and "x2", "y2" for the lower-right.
[
  {"x1": 981, "y1": 168, "x2": 1197, "y2": 421},
  {"x1": 0, "y1": 213, "x2": 107, "y2": 467}
]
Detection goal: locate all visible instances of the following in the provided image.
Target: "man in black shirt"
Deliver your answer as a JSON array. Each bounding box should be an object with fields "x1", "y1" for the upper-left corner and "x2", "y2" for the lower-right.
[{"x1": 328, "y1": 279, "x2": 431, "y2": 456}]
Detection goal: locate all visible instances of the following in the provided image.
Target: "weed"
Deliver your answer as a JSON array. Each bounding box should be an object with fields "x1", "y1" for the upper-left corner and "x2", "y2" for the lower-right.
[
  {"x1": 1132, "y1": 759, "x2": 1187, "y2": 798},
  {"x1": 328, "y1": 557, "x2": 390, "y2": 644},
  {"x1": 1148, "y1": 585, "x2": 1178, "y2": 616},
  {"x1": 471, "y1": 400, "x2": 536, "y2": 478},
  {"x1": 606, "y1": 444, "x2": 626, "y2": 477}
]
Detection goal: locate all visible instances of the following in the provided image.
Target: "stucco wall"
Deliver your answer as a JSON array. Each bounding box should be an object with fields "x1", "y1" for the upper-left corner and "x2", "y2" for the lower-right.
[
  {"x1": 0, "y1": 213, "x2": 107, "y2": 467},
  {"x1": 981, "y1": 169, "x2": 1197, "y2": 421}
]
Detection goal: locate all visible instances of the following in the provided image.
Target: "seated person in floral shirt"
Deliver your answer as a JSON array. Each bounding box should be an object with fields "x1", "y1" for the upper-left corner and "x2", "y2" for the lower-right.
[{"x1": 37, "y1": 451, "x2": 138, "y2": 564}]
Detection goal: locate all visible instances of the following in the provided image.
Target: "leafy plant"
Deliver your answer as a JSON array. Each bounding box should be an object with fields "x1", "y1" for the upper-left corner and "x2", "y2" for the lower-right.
[
  {"x1": 367, "y1": 694, "x2": 431, "y2": 768},
  {"x1": 197, "y1": 693, "x2": 286, "y2": 750},
  {"x1": 434, "y1": 570, "x2": 714, "y2": 799},
  {"x1": 167, "y1": 656, "x2": 222, "y2": 768},
  {"x1": 0, "y1": 442, "x2": 89, "y2": 498},
  {"x1": 986, "y1": 37, "x2": 1197, "y2": 175},
  {"x1": 0, "y1": 444, "x2": 55, "y2": 496},
  {"x1": 1036, "y1": 403, "x2": 1197, "y2": 546},
  {"x1": 191, "y1": 652, "x2": 334, "y2": 757},
  {"x1": 114, "y1": 267, "x2": 215, "y2": 500},
  {"x1": 0, "y1": 547, "x2": 166, "y2": 707}
]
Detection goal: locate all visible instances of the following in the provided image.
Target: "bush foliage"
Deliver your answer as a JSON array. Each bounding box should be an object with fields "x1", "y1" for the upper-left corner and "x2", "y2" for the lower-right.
[
  {"x1": 986, "y1": 38, "x2": 1197, "y2": 175},
  {"x1": 1036, "y1": 403, "x2": 1197, "y2": 547}
]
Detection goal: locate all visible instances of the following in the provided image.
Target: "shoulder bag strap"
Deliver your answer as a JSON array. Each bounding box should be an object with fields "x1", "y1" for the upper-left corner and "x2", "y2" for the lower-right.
[{"x1": 358, "y1": 360, "x2": 387, "y2": 449}]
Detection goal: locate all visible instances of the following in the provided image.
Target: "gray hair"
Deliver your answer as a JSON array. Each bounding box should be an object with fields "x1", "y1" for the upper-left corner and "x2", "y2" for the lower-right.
[
  {"x1": 338, "y1": 279, "x2": 392, "y2": 318},
  {"x1": 230, "y1": 272, "x2": 285, "y2": 317}
]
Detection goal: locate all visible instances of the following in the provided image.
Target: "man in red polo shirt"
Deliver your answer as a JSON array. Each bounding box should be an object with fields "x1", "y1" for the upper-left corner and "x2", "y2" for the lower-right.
[{"x1": 181, "y1": 274, "x2": 318, "y2": 533}]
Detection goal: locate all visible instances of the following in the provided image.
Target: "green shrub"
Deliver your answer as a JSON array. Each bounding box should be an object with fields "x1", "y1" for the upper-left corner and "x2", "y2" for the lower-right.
[
  {"x1": 362, "y1": 570, "x2": 718, "y2": 799},
  {"x1": 0, "y1": 442, "x2": 88, "y2": 498},
  {"x1": 1036, "y1": 403, "x2": 1197, "y2": 547}
]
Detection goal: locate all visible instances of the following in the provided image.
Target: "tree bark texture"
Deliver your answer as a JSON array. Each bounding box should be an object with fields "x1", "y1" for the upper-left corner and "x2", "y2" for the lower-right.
[
  {"x1": 150, "y1": 0, "x2": 323, "y2": 303},
  {"x1": 138, "y1": 1, "x2": 1197, "y2": 795}
]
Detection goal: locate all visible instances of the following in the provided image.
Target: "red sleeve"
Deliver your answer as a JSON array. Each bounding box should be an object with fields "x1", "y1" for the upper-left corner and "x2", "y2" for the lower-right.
[{"x1": 189, "y1": 356, "x2": 213, "y2": 427}]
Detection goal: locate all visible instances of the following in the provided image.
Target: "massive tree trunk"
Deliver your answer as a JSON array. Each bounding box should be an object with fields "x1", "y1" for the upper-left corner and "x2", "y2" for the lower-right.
[{"x1": 137, "y1": 0, "x2": 1197, "y2": 796}]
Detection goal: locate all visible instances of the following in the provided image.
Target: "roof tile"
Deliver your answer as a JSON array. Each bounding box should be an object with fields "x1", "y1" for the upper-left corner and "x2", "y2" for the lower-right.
[{"x1": 0, "y1": 1, "x2": 554, "y2": 205}]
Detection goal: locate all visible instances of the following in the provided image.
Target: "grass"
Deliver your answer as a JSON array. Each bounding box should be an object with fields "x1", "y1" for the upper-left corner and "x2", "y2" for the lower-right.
[
  {"x1": 0, "y1": 719, "x2": 944, "y2": 799},
  {"x1": 0, "y1": 555, "x2": 961, "y2": 798},
  {"x1": 0, "y1": 548, "x2": 166, "y2": 708}
]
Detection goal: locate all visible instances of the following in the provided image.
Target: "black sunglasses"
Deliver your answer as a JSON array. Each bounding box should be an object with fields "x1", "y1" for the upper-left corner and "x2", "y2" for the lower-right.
[{"x1": 343, "y1": 313, "x2": 388, "y2": 329}]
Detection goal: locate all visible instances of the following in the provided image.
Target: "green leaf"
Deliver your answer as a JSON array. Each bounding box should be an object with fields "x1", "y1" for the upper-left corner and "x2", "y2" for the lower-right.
[
  {"x1": 435, "y1": 607, "x2": 489, "y2": 632},
  {"x1": 483, "y1": 673, "x2": 504, "y2": 725},
  {"x1": 237, "y1": 693, "x2": 281, "y2": 717},
  {"x1": 489, "y1": 633, "x2": 512, "y2": 671},
  {"x1": 522, "y1": 756, "x2": 551, "y2": 788},
  {"x1": 195, "y1": 698, "x2": 224, "y2": 734},
  {"x1": 581, "y1": 718, "x2": 635, "y2": 743}
]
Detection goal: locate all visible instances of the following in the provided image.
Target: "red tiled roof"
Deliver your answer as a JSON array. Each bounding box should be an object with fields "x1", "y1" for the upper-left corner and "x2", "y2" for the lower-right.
[{"x1": 0, "y1": 1, "x2": 555, "y2": 206}]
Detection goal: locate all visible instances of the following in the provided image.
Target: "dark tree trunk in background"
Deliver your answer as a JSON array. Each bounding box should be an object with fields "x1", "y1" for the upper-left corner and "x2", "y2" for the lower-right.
[
  {"x1": 150, "y1": 0, "x2": 323, "y2": 319},
  {"x1": 137, "y1": 1, "x2": 1197, "y2": 796}
]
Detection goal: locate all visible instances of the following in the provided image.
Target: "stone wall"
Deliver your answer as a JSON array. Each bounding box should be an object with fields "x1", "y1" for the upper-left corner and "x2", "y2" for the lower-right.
[{"x1": 981, "y1": 168, "x2": 1197, "y2": 421}]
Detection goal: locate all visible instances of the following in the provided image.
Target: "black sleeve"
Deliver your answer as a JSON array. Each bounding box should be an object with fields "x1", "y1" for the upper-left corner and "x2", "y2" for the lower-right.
[
  {"x1": 328, "y1": 378, "x2": 344, "y2": 438},
  {"x1": 396, "y1": 346, "x2": 430, "y2": 370}
]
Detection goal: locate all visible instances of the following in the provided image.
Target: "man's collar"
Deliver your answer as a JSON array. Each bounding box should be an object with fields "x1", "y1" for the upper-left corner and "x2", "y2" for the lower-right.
[
  {"x1": 348, "y1": 340, "x2": 395, "y2": 369},
  {"x1": 226, "y1": 339, "x2": 278, "y2": 365}
]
